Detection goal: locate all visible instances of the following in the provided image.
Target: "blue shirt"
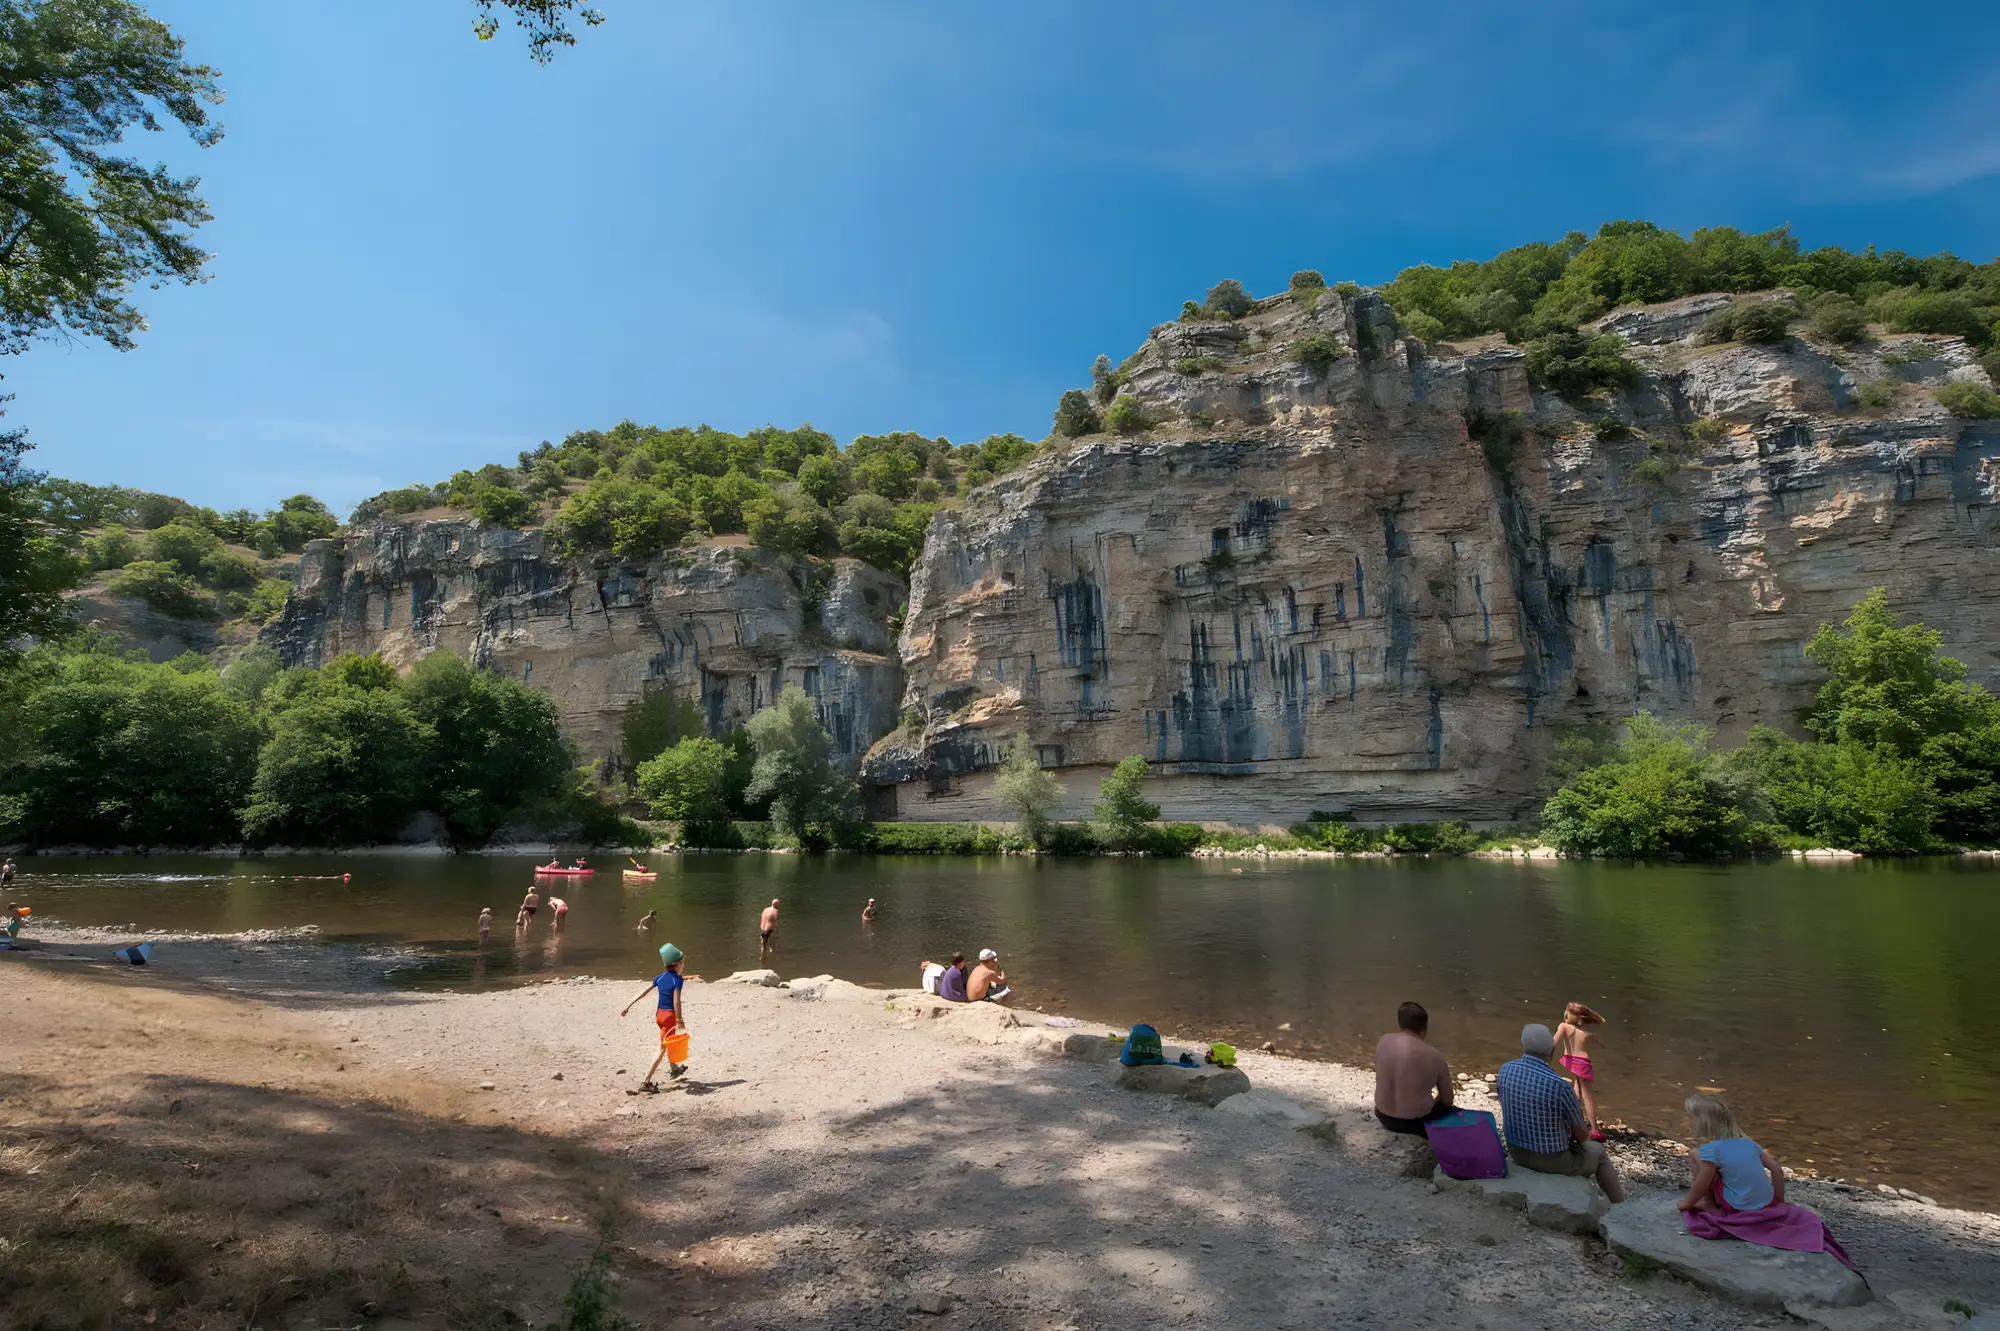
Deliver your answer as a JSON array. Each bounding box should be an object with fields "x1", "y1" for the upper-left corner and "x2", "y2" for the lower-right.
[
  {"x1": 1698, "y1": 1138, "x2": 1774, "y2": 1211},
  {"x1": 1494, "y1": 1055, "x2": 1585, "y2": 1154},
  {"x1": 654, "y1": 970, "x2": 683, "y2": 1012},
  {"x1": 939, "y1": 965, "x2": 968, "y2": 1002}
]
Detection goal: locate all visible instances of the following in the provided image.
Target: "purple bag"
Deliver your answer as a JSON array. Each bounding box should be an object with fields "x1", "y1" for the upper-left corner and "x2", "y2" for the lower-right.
[{"x1": 1424, "y1": 1108, "x2": 1507, "y2": 1180}]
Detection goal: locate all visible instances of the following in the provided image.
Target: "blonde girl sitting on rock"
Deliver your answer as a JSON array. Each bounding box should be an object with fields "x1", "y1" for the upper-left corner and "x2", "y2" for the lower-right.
[{"x1": 1678, "y1": 1093, "x2": 1784, "y2": 1214}]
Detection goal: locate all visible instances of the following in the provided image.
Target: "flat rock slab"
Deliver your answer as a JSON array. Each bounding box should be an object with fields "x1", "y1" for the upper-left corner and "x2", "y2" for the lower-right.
[
  {"x1": 1215, "y1": 1089, "x2": 1337, "y2": 1141},
  {"x1": 1790, "y1": 1289, "x2": 1966, "y2": 1330},
  {"x1": 1601, "y1": 1197, "x2": 1871, "y2": 1311},
  {"x1": 1433, "y1": 1166, "x2": 1607, "y2": 1234},
  {"x1": 1114, "y1": 1062, "x2": 1250, "y2": 1107},
  {"x1": 786, "y1": 978, "x2": 876, "y2": 1002},
  {"x1": 717, "y1": 969, "x2": 781, "y2": 986}
]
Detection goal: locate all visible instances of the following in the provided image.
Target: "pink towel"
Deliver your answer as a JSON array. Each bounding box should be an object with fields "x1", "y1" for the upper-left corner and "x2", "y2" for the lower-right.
[{"x1": 1682, "y1": 1202, "x2": 1859, "y2": 1272}]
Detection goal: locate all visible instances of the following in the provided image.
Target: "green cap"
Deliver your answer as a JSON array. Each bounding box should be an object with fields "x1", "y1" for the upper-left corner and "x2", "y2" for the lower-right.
[{"x1": 658, "y1": 943, "x2": 683, "y2": 966}]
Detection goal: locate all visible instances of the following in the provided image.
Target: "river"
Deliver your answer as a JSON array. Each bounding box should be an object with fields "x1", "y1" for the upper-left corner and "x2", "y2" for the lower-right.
[{"x1": 11, "y1": 852, "x2": 1999, "y2": 1209}]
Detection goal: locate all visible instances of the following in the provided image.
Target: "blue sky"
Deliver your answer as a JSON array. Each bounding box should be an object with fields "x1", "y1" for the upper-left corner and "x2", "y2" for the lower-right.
[{"x1": 13, "y1": 0, "x2": 2000, "y2": 514}]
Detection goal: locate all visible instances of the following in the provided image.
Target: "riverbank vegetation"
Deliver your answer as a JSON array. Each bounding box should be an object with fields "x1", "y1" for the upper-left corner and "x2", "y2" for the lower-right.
[
  {"x1": 1539, "y1": 591, "x2": 2000, "y2": 858},
  {"x1": 0, "y1": 636, "x2": 635, "y2": 850}
]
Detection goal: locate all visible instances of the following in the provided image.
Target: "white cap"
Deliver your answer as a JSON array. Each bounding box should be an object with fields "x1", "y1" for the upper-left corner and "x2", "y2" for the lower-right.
[{"x1": 978, "y1": 948, "x2": 998, "y2": 960}]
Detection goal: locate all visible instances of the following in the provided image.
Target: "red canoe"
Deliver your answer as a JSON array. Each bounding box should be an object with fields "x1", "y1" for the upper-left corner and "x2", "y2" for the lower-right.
[{"x1": 532, "y1": 867, "x2": 595, "y2": 876}]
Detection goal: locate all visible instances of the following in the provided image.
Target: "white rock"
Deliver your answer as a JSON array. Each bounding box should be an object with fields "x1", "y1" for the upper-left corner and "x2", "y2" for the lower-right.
[
  {"x1": 1600, "y1": 1196, "x2": 1870, "y2": 1311},
  {"x1": 716, "y1": 969, "x2": 782, "y2": 987},
  {"x1": 1433, "y1": 1165, "x2": 1608, "y2": 1234},
  {"x1": 787, "y1": 977, "x2": 875, "y2": 1002},
  {"x1": 1113, "y1": 1062, "x2": 1251, "y2": 1107},
  {"x1": 1215, "y1": 1089, "x2": 1337, "y2": 1140},
  {"x1": 944, "y1": 1001, "x2": 1022, "y2": 1045}
]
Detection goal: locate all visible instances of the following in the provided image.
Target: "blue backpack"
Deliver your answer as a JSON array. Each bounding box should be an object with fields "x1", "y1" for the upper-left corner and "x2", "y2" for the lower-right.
[{"x1": 1119, "y1": 1023, "x2": 1166, "y2": 1066}]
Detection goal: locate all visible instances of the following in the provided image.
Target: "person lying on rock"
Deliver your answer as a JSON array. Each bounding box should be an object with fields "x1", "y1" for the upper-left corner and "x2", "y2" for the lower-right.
[
  {"x1": 1494, "y1": 1023, "x2": 1626, "y2": 1202},
  {"x1": 968, "y1": 948, "x2": 1011, "y2": 1003},
  {"x1": 1373, "y1": 1001, "x2": 1455, "y2": 1135}
]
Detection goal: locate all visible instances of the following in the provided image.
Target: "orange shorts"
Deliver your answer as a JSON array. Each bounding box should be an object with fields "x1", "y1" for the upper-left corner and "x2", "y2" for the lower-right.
[{"x1": 655, "y1": 1008, "x2": 679, "y2": 1047}]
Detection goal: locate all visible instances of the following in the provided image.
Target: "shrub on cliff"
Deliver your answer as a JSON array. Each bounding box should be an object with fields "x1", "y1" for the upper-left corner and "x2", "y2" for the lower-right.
[
  {"x1": 744, "y1": 492, "x2": 836, "y2": 559},
  {"x1": 1699, "y1": 298, "x2": 1797, "y2": 345},
  {"x1": 108, "y1": 559, "x2": 213, "y2": 619},
  {"x1": 1092, "y1": 756, "x2": 1160, "y2": 851},
  {"x1": 474, "y1": 485, "x2": 535, "y2": 528},
  {"x1": 1203, "y1": 279, "x2": 1254, "y2": 318},
  {"x1": 1291, "y1": 332, "x2": 1347, "y2": 375},
  {"x1": 1290, "y1": 270, "x2": 1326, "y2": 291},
  {"x1": 1101, "y1": 395, "x2": 1154, "y2": 435},
  {"x1": 1053, "y1": 389, "x2": 1101, "y2": 438},
  {"x1": 1803, "y1": 292, "x2": 1869, "y2": 344},
  {"x1": 1877, "y1": 290, "x2": 1993, "y2": 347},
  {"x1": 1521, "y1": 330, "x2": 1637, "y2": 401},
  {"x1": 1936, "y1": 380, "x2": 2000, "y2": 419},
  {"x1": 84, "y1": 525, "x2": 136, "y2": 571}
]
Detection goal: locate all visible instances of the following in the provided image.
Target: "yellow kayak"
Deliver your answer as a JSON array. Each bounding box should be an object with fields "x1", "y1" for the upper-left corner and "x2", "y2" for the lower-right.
[{"x1": 622, "y1": 868, "x2": 657, "y2": 880}]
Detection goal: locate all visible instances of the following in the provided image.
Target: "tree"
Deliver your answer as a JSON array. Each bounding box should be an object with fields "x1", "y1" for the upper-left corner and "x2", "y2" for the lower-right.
[
  {"x1": 1204, "y1": 279, "x2": 1252, "y2": 317},
  {"x1": 1052, "y1": 389, "x2": 1101, "y2": 438},
  {"x1": 472, "y1": 0, "x2": 603, "y2": 62},
  {"x1": 0, "y1": 433, "x2": 77, "y2": 647},
  {"x1": 1521, "y1": 330, "x2": 1637, "y2": 401},
  {"x1": 743, "y1": 686, "x2": 856, "y2": 842},
  {"x1": 240, "y1": 689, "x2": 431, "y2": 844},
  {"x1": 992, "y1": 732, "x2": 1061, "y2": 846},
  {"x1": 635, "y1": 736, "x2": 734, "y2": 828},
  {"x1": 1289, "y1": 270, "x2": 1326, "y2": 290},
  {"x1": 1092, "y1": 755, "x2": 1159, "y2": 851},
  {"x1": 1539, "y1": 714, "x2": 1767, "y2": 859},
  {"x1": 1727, "y1": 725, "x2": 1934, "y2": 853},
  {"x1": 1802, "y1": 588, "x2": 2000, "y2": 844},
  {"x1": 402, "y1": 652, "x2": 572, "y2": 845},
  {"x1": 1, "y1": 0, "x2": 222, "y2": 357},
  {"x1": 0, "y1": 640, "x2": 258, "y2": 844}
]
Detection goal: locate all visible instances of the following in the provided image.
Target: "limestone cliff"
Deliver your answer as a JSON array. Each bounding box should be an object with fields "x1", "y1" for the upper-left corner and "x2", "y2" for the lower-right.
[
  {"x1": 866, "y1": 289, "x2": 2000, "y2": 823},
  {"x1": 263, "y1": 522, "x2": 905, "y2": 774}
]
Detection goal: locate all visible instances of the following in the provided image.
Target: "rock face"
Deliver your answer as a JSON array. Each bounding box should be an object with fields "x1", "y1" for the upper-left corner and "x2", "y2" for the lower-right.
[
  {"x1": 868, "y1": 289, "x2": 2000, "y2": 822},
  {"x1": 263, "y1": 522, "x2": 905, "y2": 774}
]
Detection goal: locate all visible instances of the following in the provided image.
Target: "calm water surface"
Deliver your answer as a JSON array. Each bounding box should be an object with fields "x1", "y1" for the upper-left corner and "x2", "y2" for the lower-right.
[{"x1": 14, "y1": 853, "x2": 2000, "y2": 1208}]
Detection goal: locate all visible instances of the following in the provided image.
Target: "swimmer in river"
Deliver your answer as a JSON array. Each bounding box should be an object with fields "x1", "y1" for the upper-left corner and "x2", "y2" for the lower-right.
[
  {"x1": 1, "y1": 857, "x2": 15, "y2": 886},
  {"x1": 520, "y1": 887, "x2": 540, "y2": 924},
  {"x1": 759, "y1": 898, "x2": 779, "y2": 962},
  {"x1": 550, "y1": 896, "x2": 569, "y2": 927},
  {"x1": 478, "y1": 907, "x2": 492, "y2": 944},
  {"x1": 862, "y1": 898, "x2": 878, "y2": 923},
  {"x1": 637, "y1": 910, "x2": 657, "y2": 932}
]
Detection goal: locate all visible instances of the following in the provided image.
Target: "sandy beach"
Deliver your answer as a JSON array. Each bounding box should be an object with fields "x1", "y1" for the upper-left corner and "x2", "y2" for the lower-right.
[{"x1": 4, "y1": 929, "x2": 1997, "y2": 1330}]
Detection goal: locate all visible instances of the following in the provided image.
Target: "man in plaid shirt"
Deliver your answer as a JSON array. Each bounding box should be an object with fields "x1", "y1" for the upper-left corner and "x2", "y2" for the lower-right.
[{"x1": 1495, "y1": 1024, "x2": 1626, "y2": 1202}]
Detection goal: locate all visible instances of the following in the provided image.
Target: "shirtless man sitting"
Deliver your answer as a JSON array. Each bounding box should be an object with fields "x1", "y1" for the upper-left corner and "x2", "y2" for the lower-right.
[
  {"x1": 967, "y1": 948, "x2": 1011, "y2": 1003},
  {"x1": 1373, "y1": 1001, "x2": 1455, "y2": 1135}
]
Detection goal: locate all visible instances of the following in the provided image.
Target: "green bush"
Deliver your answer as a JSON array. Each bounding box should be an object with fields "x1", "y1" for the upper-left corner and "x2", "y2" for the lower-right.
[
  {"x1": 229, "y1": 578, "x2": 292, "y2": 624},
  {"x1": 475, "y1": 485, "x2": 535, "y2": 527},
  {"x1": 1053, "y1": 389, "x2": 1102, "y2": 438},
  {"x1": 109, "y1": 560, "x2": 213, "y2": 618},
  {"x1": 1699, "y1": 298, "x2": 1797, "y2": 345},
  {"x1": 1334, "y1": 281, "x2": 1361, "y2": 298},
  {"x1": 1850, "y1": 378, "x2": 1897, "y2": 410},
  {"x1": 84, "y1": 525, "x2": 137, "y2": 570},
  {"x1": 1630, "y1": 457, "x2": 1671, "y2": 483},
  {"x1": 636, "y1": 736, "x2": 735, "y2": 827},
  {"x1": 1685, "y1": 417, "x2": 1730, "y2": 449},
  {"x1": 854, "y1": 822, "x2": 1014, "y2": 854},
  {"x1": 1141, "y1": 822, "x2": 1205, "y2": 856},
  {"x1": 1101, "y1": 395, "x2": 1154, "y2": 435},
  {"x1": 1804, "y1": 292, "x2": 1869, "y2": 344},
  {"x1": 1042, "y1": 822, "x2": 1105, "y2": 855},
  {"x1": 1540, "y1": 714, "x2": 1771, "y2": 859},
  {"x1": 1291, "y1": 332, "x2": 1346, "y2": 374},
  {"x1": 1521, "y1": 330, "x2": 1637, "y2": 400},
  {"x1": 1203, "y1": 279, "x2": 1253, "y2": 317},
  {"x1": 1936, "y1": 380, "x2": 2000, "y2": 419},
  {"x1": 1092, "y1": 756, "x2": 1160, "y2": 850},
  {"x1": 1174, "y1": 355, "x2": 1226, "y2": 376},
  {"x1": 1289, "y1": 270, "x2": 1326, "y2": 291},
  {"x1": 1885, "y1": 290, "x2": 1993, "y2": 347}
]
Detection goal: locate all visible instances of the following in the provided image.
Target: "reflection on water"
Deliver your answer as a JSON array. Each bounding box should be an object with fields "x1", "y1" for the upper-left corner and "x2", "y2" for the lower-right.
[{"x1": 13, "y1": 852, "x2": 2000, "y2": 1208}]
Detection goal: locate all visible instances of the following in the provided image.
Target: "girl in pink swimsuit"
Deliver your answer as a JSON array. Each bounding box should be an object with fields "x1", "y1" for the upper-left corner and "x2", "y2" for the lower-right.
[{"x1": 1554, "y1": 1002, "x2": 1607, "y2": 1142}]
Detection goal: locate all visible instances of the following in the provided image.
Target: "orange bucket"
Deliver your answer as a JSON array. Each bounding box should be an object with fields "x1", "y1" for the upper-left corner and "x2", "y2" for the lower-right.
[{"x1": 663, "y1": 1030, "x2": 690, "y2": 1064}]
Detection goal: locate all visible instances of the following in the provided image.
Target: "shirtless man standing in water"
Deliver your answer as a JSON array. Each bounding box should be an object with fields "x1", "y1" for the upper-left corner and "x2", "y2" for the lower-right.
[{"x1": 759, "y1": 899, "x2": 779, "y2": 961}]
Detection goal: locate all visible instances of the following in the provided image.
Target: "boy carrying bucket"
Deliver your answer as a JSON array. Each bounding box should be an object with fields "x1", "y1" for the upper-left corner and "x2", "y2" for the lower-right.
[{"x1": 622, "y1": 943, "x2": 690, "y2": 1090}]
